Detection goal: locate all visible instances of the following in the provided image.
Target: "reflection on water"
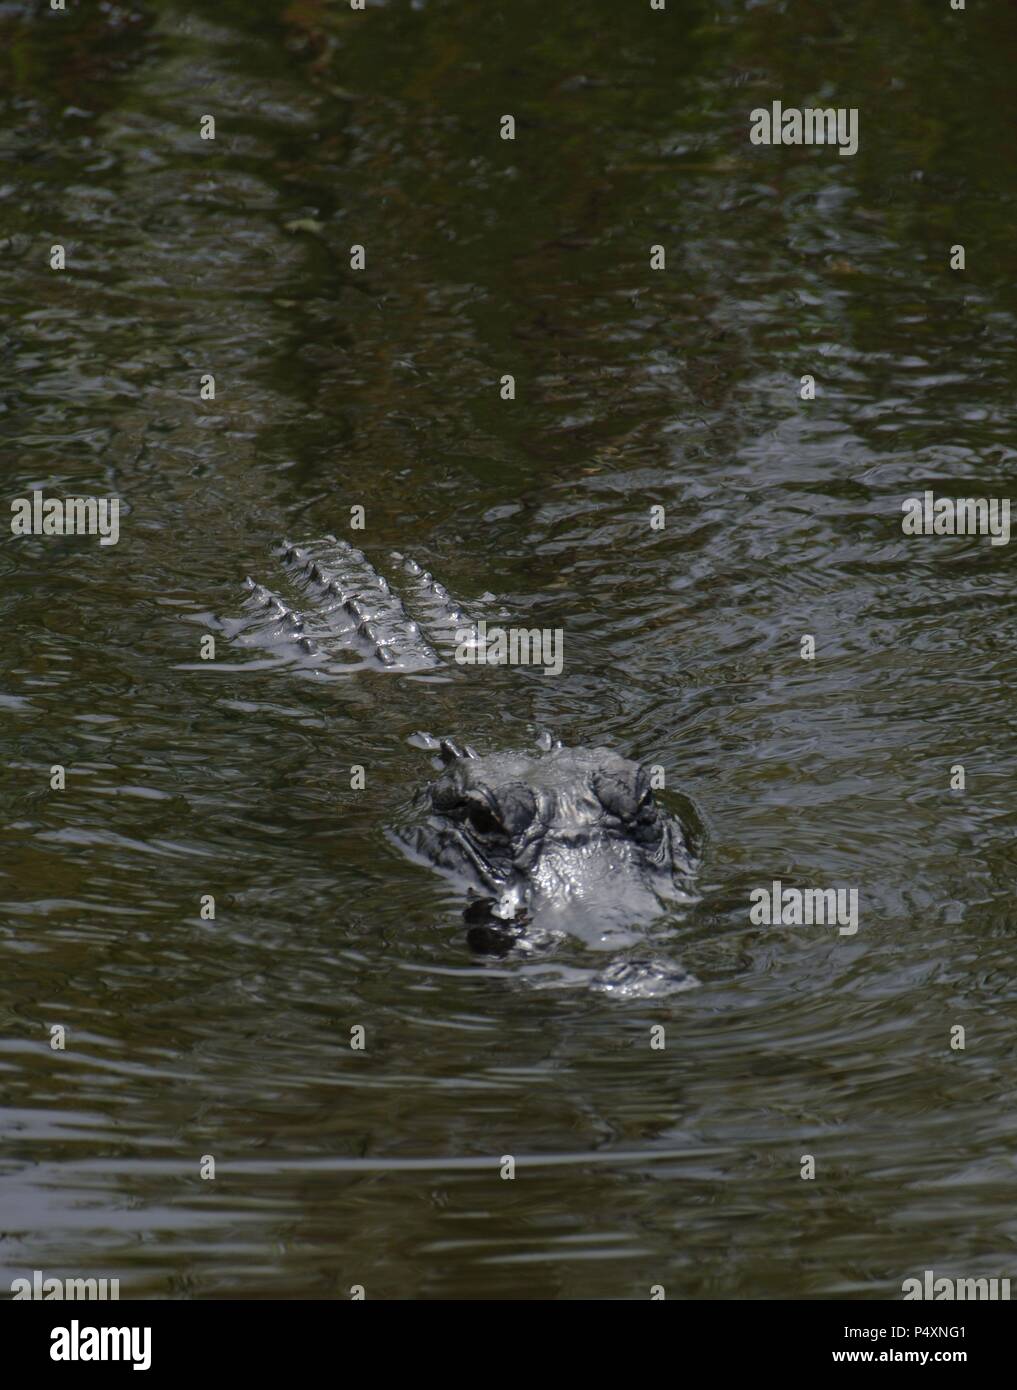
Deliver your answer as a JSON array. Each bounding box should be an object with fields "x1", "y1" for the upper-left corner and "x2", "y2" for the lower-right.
[{"x1": 2, "y1": 0, "x2": 1016, "y2": 1298}]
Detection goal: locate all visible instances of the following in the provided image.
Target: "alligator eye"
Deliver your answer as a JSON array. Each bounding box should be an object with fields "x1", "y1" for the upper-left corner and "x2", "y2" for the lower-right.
[
  {"x1": 467, "y1": 802, "x2": 503, "y2": 837},
  {"x1": 593, "y1": 767, "x2": 643, "y2": 821}
]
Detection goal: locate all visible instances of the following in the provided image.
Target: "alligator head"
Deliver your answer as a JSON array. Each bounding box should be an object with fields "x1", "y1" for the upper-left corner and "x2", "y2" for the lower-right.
[{"x1": 415, "y1": 740, "x2": 696, "y2": 953}]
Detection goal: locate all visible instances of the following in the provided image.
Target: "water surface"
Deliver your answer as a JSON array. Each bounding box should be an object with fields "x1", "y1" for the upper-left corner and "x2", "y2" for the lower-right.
[{"x1": 2, "y1": 0, "x2": 1016, "y2": 1298}]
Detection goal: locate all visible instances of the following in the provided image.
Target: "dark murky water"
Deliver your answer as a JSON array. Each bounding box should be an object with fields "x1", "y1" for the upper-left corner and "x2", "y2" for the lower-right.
[{"x1": 2, "y1": 0, "x2": 1017, "y2": 1299}]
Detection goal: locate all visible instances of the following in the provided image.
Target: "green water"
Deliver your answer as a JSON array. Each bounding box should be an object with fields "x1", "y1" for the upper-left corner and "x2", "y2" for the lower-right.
[{"x1": 2, "y1": 0, "x2": 1016, "y2": 1298}]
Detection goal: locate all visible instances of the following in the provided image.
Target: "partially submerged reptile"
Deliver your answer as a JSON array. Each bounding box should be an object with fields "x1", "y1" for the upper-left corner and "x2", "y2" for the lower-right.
[{"x1": 224, "y1": 536, "x2": 700, "y2": 996}]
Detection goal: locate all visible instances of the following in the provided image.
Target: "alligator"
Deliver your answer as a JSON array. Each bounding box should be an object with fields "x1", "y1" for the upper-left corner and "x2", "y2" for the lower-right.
[
  {"x1": 225, "y1": 534, "x2": 482, "y2": 676},
  {"x1": 224, "y1": 535, "x2": 701, "y2": 997}
]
